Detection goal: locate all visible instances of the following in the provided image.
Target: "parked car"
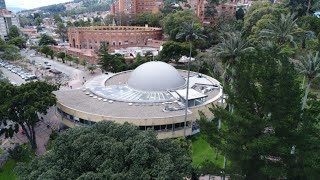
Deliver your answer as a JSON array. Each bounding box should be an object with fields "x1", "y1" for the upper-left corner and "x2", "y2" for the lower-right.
[{"x1": 49, "y1": 69, "x2": 62, "y2": 74}]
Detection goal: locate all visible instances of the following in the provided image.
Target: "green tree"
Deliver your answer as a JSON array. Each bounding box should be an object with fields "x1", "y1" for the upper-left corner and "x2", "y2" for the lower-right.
[
  {"x1": 243, "y1": 2, "x2": 288, "y2": 35},
  {"x1": 176, "y1": 21, "x2": 206, "y2": 137},
  {"x1": 235, "y1": 7, "x2": 245, "y2": 21},
  {"x1": 157, "y1": 41, "x2": 195, "y2": 63},
  {"x1": 39, "y1": 34, "x2": 56, "y2": 46},
  {"x1": 8, "y1": 25, "x2": 20, "y2": 40},
  {"x1": 8, "y1": 37, "x2": 26, "y2": 49},
  {"x1": 65, "y1": 55, "x2": 73, "y2": 65},
  {"x1": 0, "y1": 37, "x2": 6, "y2": 51},
  {"x1": 286, "y1": 0, "x2": 318, "y2": 17},
  {"x1": 201, "y1": 45, "x2": 320, "y2": 179},
  {"x1": 19, "y1": 16, "x2": 33, "y2": 27},
  {"x1": 213, "y1": 32, "x2": 254, "y2": 81},
  {"x1": 98, "y1": 43, "x2": 127, "y2": 73},
  {"x1": 57, "y1": 52, "x2": 66, "y2": 63},
  {"x1": 56, "y1": 22, "x2": 67, "y2": 42},
  {"x1": 260, "y1": 13, "x2": 300, "y2": 47},
  {"x1": 53, "y1": 14, "x2": 62, "y2": 23},
  {"x1": 35, "y1": 17, "x2": 43, "y2": 26},
  {"x1": 161, "y1": 0, "x2": 183, "y2": 15},
  {"x1": 128, "y1": 53, "x2": 145, "y2": 69},
  {"x1": 87, "y1": 65, "x2": 97, "y2": 73},
  {"x1": 131, "y1": 12, "x2": 162, "y2": 27},
  {"x1": 15, "y1": 121, "x2": 192, "y2": 179},
  {"x1": 40, "y1": 46, "x2": 51, "y2": 58},
  {"x1": 47, "y1": 49, "x2": 54, "y2": 59},
  {"x1": 161, "y1": 10, "x2": 201, "y2": 40},
  {"x1": 1, "y1": 44, "x2": 21, "y2": 61},
  {"x1": 294, "y1": 51, "x2": 320, "y2": 109},
  {"x1": 66, "y1": 21, "x2": 73, "y2": 27},
  {"x1": 0, "y1": 81, "x2": 57, "y2": 149},
  {"x1": 80, "y1": 60, "x2": 88, "y2": 68}
]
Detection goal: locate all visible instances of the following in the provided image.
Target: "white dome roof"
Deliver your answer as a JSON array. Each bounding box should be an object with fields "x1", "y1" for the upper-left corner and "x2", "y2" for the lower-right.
[{"x1": 128, "y1": 61, "x2": 186, "y2": 91}]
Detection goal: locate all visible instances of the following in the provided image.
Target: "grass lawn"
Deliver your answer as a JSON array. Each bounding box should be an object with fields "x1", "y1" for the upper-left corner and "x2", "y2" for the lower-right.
[
  {"x1": 190, "y1": 134, "x2": 224, "y2": 168},
  {"x1": 0, "y1": 159, "x2": 17, "y2": 180},
  {"x1": 0, "y1": 144, "x2": 35, "y2": 180}
]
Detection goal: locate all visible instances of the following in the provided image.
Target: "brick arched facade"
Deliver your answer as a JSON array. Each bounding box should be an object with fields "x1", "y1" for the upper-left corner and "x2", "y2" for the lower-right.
[{"x1": 68, "y1": 26, "x2": 163, "y2": 51}]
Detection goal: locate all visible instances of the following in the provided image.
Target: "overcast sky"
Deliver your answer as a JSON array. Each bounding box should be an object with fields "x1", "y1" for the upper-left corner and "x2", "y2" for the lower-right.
[{"x1": 6, "y1": 0, "x2": 73, "y2": 9}]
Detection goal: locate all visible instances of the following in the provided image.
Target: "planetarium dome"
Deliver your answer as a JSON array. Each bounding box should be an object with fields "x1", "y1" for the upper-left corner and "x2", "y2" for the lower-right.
[{"x1": 127, "y1": 61, "x2": 186, "y2": 91}]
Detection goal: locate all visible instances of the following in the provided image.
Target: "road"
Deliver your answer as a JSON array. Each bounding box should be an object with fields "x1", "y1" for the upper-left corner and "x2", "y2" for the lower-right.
[
  {"x1": 21, "y1": 49, "x2": 82, "y2": 78},
  {"x1": 0, "y1": 67, "x2": 25, "y2": 85},
  {"x1": 21, "y1": 49, "x2": 102, "y2": 89}
]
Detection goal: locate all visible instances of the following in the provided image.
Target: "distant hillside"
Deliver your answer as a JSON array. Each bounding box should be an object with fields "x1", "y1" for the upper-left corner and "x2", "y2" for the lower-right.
[
  {"x1": 7, "y1": 7, "x2": 26, "y2": 13},
  {"x1": 18, "y1": 0, "x2": 111, "y2": 15}
]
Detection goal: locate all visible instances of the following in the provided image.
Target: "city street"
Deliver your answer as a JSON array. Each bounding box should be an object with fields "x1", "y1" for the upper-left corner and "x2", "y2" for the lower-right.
[
  {"x1": 21, "y1": 49, "x2": 102, "y2": 89},
  {"x1": 21, "y1": 49, "x2": 82, "y2": 78}
]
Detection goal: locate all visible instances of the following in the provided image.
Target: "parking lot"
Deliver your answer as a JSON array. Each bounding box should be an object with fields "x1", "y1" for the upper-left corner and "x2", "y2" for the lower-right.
[{"x1": 0, "y1": 60, "x2": 36, "y2": 85}]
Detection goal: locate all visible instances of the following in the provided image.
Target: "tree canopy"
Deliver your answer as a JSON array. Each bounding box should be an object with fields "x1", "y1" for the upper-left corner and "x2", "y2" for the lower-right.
[
  {"x1": 201, "y1": 44, "x2": 320, "y2": 179},
  {"x1": 8, "y1": 25, "x2": 20, "y2": 40},
  {"x1": 0, "y1": 81, "x2": 57, "y2": 149},
  {"x1": 157, "y1": 41, "x2": 196, "y2": 63},
  {"x1": 15, "y1": 121, "x2": 192, "y2": 180},
  {"x1": 98, "y1": 44, "x2": 127, "y2": 73},
  {"x1": 161, "y1": 10, "x2": 201, "y2": 40},
  {"x1": 39, "y1": 34, "x2": 57, "y2": 46}
]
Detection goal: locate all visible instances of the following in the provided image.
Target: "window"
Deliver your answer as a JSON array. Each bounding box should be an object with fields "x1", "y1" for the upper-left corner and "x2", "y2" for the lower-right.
[
  {"x1": 174, "y1": 123, "x2": 180, "y2": 129},
  {"x1": 140, "y1": 126, "x2": 146, "y2": 130},
  {"x1": 154, "y1": 125, "x2": 160, "y2": 131},
  {"x1": 161, "y1": 125, "x2": 166, "y2": 130},
  {"x1": 79, "y1": 118, "x2": 85, "y2": 124}
]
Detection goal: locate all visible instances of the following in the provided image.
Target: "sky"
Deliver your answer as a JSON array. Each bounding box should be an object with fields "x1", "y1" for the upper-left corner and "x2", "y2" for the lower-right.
[{"x1": 6, "y1": 0, "x2": 73, "y2": 9}]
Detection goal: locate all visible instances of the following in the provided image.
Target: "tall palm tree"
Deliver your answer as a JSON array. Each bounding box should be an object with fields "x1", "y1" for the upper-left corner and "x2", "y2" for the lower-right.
[
  {"x1": 213, "y1": 31, "x2": 254, "y2": 83},
  {"x1": 176, "y1": 21, "x2": 206, "y2": 137},
  {"x1": 260, "y1": 13, "x2": 299, "y2": 47},
  {"x1": 295, "y1": 52, "x2": 320, "y2": 109}
]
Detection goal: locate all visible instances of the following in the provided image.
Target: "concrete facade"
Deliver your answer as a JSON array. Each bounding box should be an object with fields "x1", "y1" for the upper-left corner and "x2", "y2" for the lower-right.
[
  {"x1": 0, "y1": 0, "x2": 6, "y2": 10},
  {"x1": 0, "y1": 10, "x2": 19, "y2": 40},
  {"x1": 54, "y1": 67, "x2": 224, "y2": 139},
  {"x1": 68, "y1": 26, "x2": 163, "y2": 51}
]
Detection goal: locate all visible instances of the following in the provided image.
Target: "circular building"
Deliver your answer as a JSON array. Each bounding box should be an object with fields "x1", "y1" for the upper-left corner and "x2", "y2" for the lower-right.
[
  {"x1": 68, "y1": 26, "x2": 163, "y2": 51},
  {"x1": 54, "y1": 62, "x2": 223, "y2": 139}
]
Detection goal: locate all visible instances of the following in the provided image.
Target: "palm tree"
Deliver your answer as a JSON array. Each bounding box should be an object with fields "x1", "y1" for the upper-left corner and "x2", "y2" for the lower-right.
[
  {"x1": 176, "y1": 21, "x2": 206, "y2": 137},
  {"x1": 213, "y1": 31, "x2": 254, "y2": 82},
  {"x1": 260, "y1": 13, "x2": 299, "y2": 47},
  {"x1": 295, "y1": 52, "x2": 320, "y2": 109}
]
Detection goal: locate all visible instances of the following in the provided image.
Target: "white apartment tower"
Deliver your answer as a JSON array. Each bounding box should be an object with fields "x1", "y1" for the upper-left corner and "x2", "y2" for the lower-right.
[
  {"x1": 0, "y1": 0, "x2": 6, "y2": 10},
  {"x1": 0, "y1": 10, "x2": 20, "y2": 40}
]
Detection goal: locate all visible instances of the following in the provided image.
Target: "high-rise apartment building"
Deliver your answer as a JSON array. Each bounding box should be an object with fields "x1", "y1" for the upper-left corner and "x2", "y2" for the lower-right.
[
  {"x1": 0, "y1": 0, "x2": 6, "y2": 10},
  {"x1": 111, "y1": 0, "x2": 163, "y2": 15},
  {"x1": 182, "y1": 0, "x2": 250, "y2": 26},
  {"x1": 0, "y1": 10, "x2": 20, "y2": 40}
]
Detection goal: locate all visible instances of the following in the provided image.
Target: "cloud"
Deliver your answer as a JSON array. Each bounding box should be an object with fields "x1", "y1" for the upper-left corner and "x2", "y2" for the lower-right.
[{"x1": 6, "y1": 0, "x2": 73, "y2": 9}]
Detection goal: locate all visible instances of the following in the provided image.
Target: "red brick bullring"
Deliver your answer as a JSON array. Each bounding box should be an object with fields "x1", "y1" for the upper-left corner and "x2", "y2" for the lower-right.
[{"x1": 68, "y1": 26, "x2": 163, "y2": 51}]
